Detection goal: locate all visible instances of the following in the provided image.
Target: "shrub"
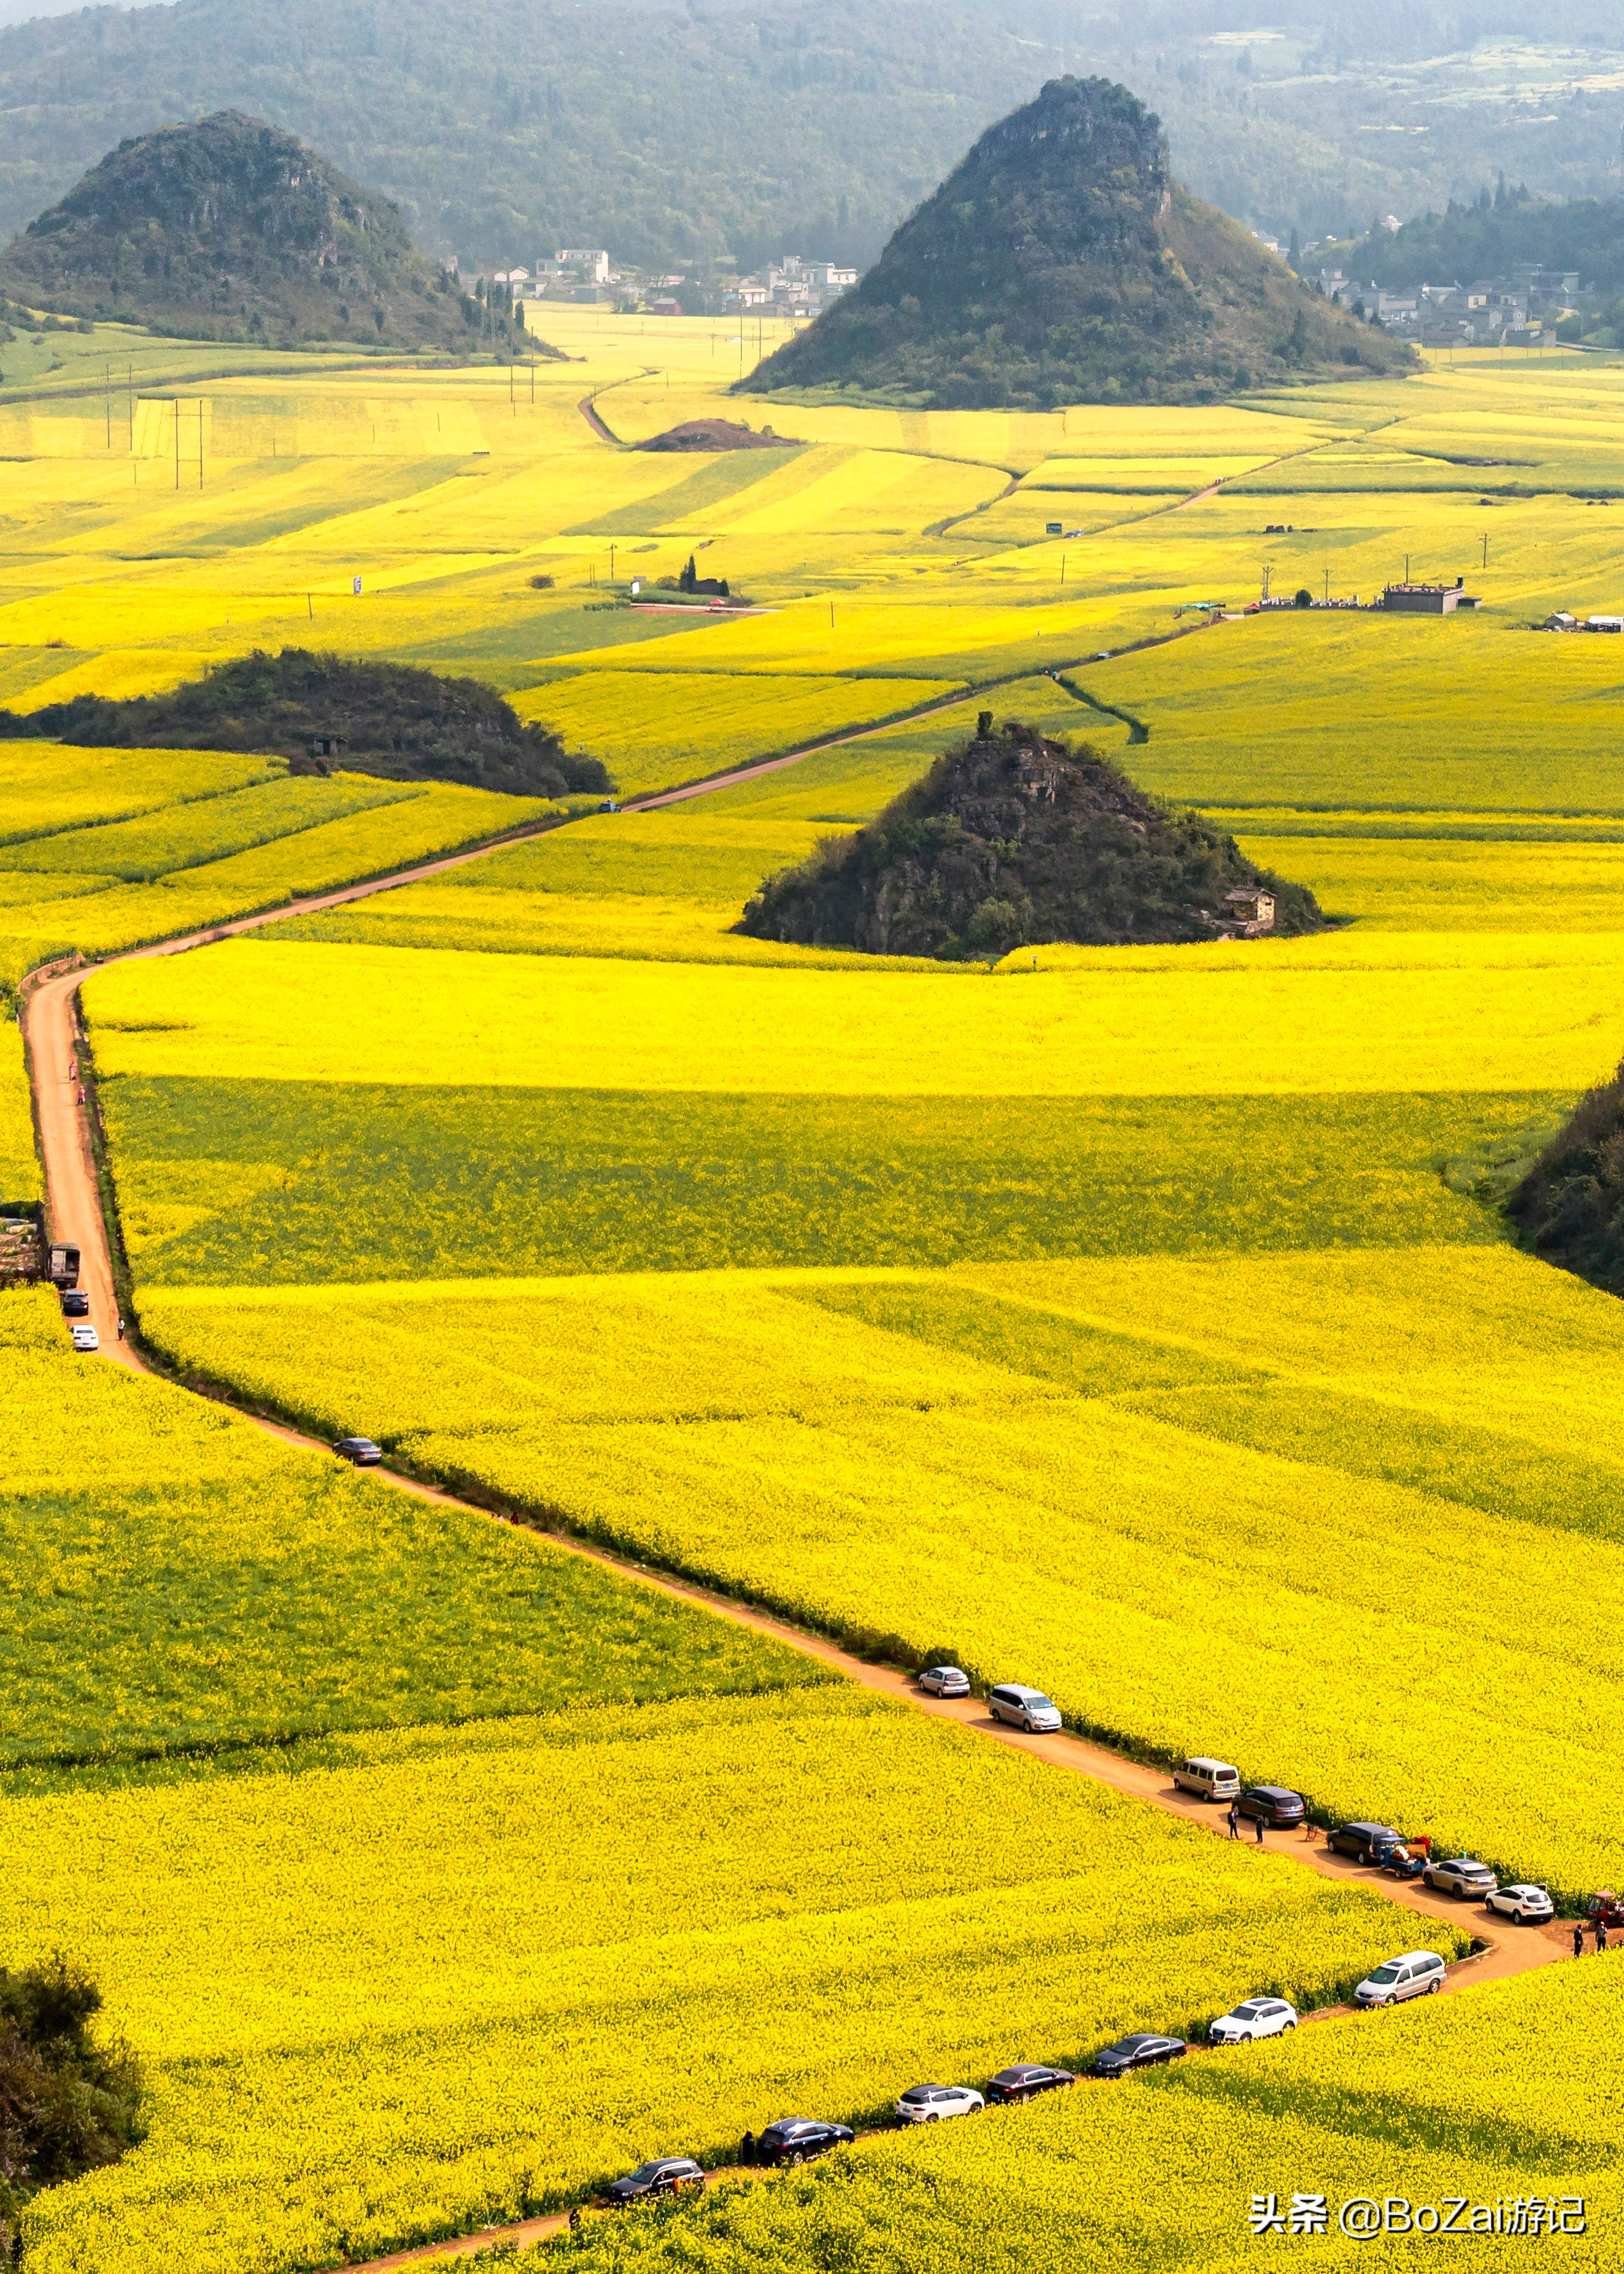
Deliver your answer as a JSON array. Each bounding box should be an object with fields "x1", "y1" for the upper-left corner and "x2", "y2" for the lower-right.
[{"x1": 0, "y1": 1958, "x2": 143, "y2": 2262}]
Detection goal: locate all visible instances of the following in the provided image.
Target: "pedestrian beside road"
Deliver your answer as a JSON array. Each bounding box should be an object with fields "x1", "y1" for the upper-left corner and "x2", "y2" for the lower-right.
[
  {"x1": 1227, "y1": 1801, "x2": 1240, "y2": 1839},
  {"x1": 1599, "y1": 1921, "x2": 1610, "y2": 1954},
  {"x1": 741, "y1": 2130, "x2": 755, "y2": 2166},
  {"x1": 1574, "y1": 1922, "x2": 1587, "y2": 1959},
  {"x1": 117, "y1": 1316, "x2": 125, "y2": 1342},
  {"x1": 1253, "y1": 1812, "x2": 1265, "y2": 1846}
]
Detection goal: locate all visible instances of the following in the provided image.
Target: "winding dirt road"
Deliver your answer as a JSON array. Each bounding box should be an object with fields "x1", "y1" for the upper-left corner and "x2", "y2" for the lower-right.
[{"x1": 17, "y1": 755, "x2": 1576, "y2": 2274}]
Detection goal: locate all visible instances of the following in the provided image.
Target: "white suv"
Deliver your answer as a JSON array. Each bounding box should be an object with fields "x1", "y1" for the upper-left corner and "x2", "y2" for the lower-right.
[
  {"x1": 1210, "y1": 1997, "x2": 1298, "y2": 2044},
  {"x1": 1355, "y1": 1951, "x2": 1447, "y2": 2006},
  {"x1": 987, "y1": 1684, "x2": 1062, "y2": 1734}
]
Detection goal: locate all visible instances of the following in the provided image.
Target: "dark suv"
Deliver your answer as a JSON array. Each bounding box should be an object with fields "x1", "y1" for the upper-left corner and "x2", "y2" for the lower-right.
[
  {"x1": 604, "y1": 2157, "x2": 704, "y2": 2204},
  {"x1": 1328, "y1": 1820, "x2": 1404, "y2": 1865},
  {"x1": 1238, "y1": 1785, "x2": 1306, "y2": 1830},
  {"x1": 986, "y1": 2063, "x2": 1074, "y2": 2104},
  {"x1": 757, "y1": 2118, "x2": 853, "y2": 2167}
]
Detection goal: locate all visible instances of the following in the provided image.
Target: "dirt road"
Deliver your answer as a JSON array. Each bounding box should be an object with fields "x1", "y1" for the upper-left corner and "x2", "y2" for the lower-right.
[{"x1": 15, "y1": 716, "x2": 1574, "y2": 2274}]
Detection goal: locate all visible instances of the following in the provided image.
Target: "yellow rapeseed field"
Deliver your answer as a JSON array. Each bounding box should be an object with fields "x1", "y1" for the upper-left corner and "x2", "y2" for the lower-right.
[{"x1": 83, "y1": 932, "x2": 1624, "y2": 1096}]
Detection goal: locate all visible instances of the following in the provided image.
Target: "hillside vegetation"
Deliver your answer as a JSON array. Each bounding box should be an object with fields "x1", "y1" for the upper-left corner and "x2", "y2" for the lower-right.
[
  {"x1": 744, "y1": 78, "x2": 1412, "y2": 409},
  {"x1": 0, "y1": 111, "x2": 517, "y2": 352},
  {"x1": 1, "y1": 1, "x2": 1622, "y2": 277},
  {"x1": 0, "y1": 652, "x2": 611, "y2": 801},
  {"x1": 738, "y1": 721, "x2": 1326, "y2": 956}
]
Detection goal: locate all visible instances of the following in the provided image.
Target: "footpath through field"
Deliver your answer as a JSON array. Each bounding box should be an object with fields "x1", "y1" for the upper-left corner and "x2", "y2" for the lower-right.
[{"x1": 16, "y1": 737, "x2": 1572, "y2": 2274}]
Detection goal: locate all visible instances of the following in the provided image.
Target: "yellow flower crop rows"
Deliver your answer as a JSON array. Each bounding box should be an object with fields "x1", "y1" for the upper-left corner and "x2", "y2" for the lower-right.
[
  {"x1": 0, "y1": 772, "x2": 412, "y2": 881},
  {"x1": 0, "y1": 1018, "x2": 36, "y2": 1201},
  {"x1": 84, "y1": 932, "x2": 1624, "y2": 1097},
  {"x1": 516, "y1": 670, "x2": 964, "y2": 796},
  {"x1": 13, "y1": 1684, "x2": 1420, "y2": 2274},
  {"x1": 131, "y1": 1245, "x2": 1624, "y2": 1900},
  {"x1": 0, "y1": 740, "x2": 276, "y2": 848},
  {"x1": 560, "y1": 1957, "x2": 1624, "y2": 2274}
]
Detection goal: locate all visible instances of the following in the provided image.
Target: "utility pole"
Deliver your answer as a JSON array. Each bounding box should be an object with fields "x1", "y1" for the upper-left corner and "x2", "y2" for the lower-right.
[
  {"x1": 609, "y1": 543, "x2": 617, "y2": 581},
  {"x1": 174, "y1": 400, "x2": 180, "y2": 491},
  {"x1": 199, "y1": 400, "x2": 205, "y2": 489},
  {"x1": 105, "y1": 363, "x2": 112, "y2": 451},
  {"x1": 1482, "y1": 531, "x2": 1488, "y2": 569},
  {"x1": 1404, "y1": 552, "x2": 1410, "y2": 582},
  {"x1": 1324, "y1": 566, "x2": 1329, "y2": 601}
]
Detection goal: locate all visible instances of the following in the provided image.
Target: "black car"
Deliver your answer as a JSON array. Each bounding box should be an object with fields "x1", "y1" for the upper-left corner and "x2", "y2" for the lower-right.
[
  {"x1": 333, "y1": 1436, "x2": 384, "y2": 1466},
  {"x1": 1328, "y1": 1820, "x2": 1404, "y2": 1865},
  {"x1": 1238, "y1": 1784, "x2": 1306, "y2": 1829},
  {"x1": 58, "y1": 1290, "x2": 90, "y2": 1319},
  {"x1": 1089, "y1": 2033, "x2": 1188, "y2": 2079},
  {"x1": 985, "y1": 2064, "x2": 1075, "y2": 2105},
  {"x1": 603, "y1": 2157, "x2": 704, "y2": 2204},
  {"x1": 757, "y1": 2118, "x2": 854, "y2": 2167}
]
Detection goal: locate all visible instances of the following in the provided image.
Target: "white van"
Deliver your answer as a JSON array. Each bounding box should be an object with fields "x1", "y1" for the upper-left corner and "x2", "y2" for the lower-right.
[
  {"x1": 1173, "y1": 1757, "x2": 1242, "y2": 1802},
  {"x1": 1355, "y1": 1951, "x2": 1447, "y2": 2007}
]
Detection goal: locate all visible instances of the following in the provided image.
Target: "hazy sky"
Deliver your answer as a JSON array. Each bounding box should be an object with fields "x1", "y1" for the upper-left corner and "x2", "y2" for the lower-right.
[{"x1": 0, "y1": 0, "x2": 163, "y2": 21}]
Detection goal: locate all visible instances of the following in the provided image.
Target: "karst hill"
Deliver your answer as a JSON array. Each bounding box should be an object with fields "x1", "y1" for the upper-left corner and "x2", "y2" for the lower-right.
[
  {"x1": 0, "y1": 111, "x2": 520, "y2": 352},
  {"x1": 743, "y1": 75, "x2": 1414, "y2": 409},
  {"x1": 737, "y1": 721, "x2": 1327, "y2": 958}
]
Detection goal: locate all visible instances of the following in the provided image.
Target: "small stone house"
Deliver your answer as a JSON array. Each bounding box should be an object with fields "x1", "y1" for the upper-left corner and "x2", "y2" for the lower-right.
[{"x1": 1223, "y1": 886, "x2": 1275, "y2": 937}]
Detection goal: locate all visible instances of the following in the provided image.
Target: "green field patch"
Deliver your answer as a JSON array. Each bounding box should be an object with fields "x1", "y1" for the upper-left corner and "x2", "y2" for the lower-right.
[
  {"x1": 102, "y1": 1079, "x2": 1556, "y2": 1286},
  {"x1": 562, "y1": 446, "x2": 804, "y2": 535}
]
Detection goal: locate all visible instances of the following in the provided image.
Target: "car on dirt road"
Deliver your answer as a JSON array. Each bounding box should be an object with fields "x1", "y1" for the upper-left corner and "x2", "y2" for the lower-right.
[
  {"x1": 894, "y1": 2083, "x2": 984, "y2": 2122},
  {"x1": 986, "y1": 2063, "x2": 1075, "y2": 2105},
  {"x1": 1354, "y1": 1951, "x2": 1447, "y2": 2007},
  {"x1": 986, "y1": 1684, "x2": 1062, "y2": 1733},
  {"x1": 1209, "y1": 1997, "x2": 1299, "y2": 2045},
  {"x1": 1423, "y1": 1857, "x2": 1498, "y2": 1900},
  {"x1": 59, "y1": 1290, "x2": 90, "y2": 1318},
  {"x1": 1089, "y1": 2033, "x2": 1188, "y2": 2078},
  {"x1": 756, "y1": 2118, "x2": 853, "y2": 2167},
  {"x1": 1485, "y1": 1884, "x2": 1554, "y2": 1925},
  {"x1": 1328, "y1": 1821, "x2": 1404, "y2": 1865},
  {"x1": 69, "y1": 1323, "x2": 99, "y2": 1352},
  {"x1": 1237, "y1": 1785, "x2": 1305, "y2": 1829},
  {"x1": 917, "y1": 1666, "x2": 971, "y2": 1698},
  {"x1": 603, "y1": 2157, "x2": 705, "y2": 2204},
  {"x1": 333, "y1": 1436, "x2": 384, "y2": 1466}
]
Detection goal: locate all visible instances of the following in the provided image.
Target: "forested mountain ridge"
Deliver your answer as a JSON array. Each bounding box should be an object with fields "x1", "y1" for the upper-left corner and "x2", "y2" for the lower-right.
[
  {"x1": 1, "y1": 0, "x2": 1623, "y2": 275},
  {"x1": 746, "y1": 77, "x2": 1411, "y2": 408}
]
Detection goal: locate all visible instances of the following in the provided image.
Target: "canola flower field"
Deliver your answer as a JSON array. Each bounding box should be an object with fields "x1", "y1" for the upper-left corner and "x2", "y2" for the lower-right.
[
  {"x1": 558, "y1": 1954, "x2": 1623, "y2": 2274},
  {"x1": 15, "y1": 315, "x2": 1624, "y2": 2272}
]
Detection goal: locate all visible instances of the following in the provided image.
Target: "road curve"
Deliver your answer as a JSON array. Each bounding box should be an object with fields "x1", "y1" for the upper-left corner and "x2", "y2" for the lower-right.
[{"x1": 16, "y1": 732, "x2": 1576, "y2": 2274}]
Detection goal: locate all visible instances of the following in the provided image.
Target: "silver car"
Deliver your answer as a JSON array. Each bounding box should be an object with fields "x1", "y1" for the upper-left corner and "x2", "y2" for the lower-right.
[
  {"x1": 894, "y1": 2083, "x2": 984, "y2": 2123},
  {"x1": 1210, "y1": 1997, "x2": 1298, "y2": 2045},
  {"x1": 987, "y1": 1684, "x2": 1062, "y2": 1734},
  {"x1": 1485, "y1": 1883, "x2": 1554, "y2": 1925},
  {"x1": 1355, "y1": 1951, "x2": 1447, "y2": 2006},
  {"x1": 918, "y1": 1666, "x2": 971, "y2": 1698},
  {"x1": 1423, "y1": 1857, "x2": 1498, "y2": 1900}
]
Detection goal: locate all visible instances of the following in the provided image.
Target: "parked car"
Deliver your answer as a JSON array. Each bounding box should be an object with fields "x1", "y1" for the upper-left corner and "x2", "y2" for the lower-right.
[
  {"x1": 1089, "y1": 2033, "x2": 1187, "y2": 2078},
  {"x1": 894, "y1": 2083, "x2": 983, "y2": 2123},
  {"x1": 986, "y1": 2063, "x2": 1075, "y2": 2105},
  {"x1": 1328, "y1": 1821, "x2": 1405, "y2": 1865},
  {"x1": 756, "y1": 2118, "x2": 853, "y2": 2167},
  {"x1": 917, "y1": 1666, "x2": 971, "y2": 1698},
  {"x1": 1237, "y1": 1784, "x2": 1305, "y2": 1829},
  {"x1": 1485, "y1": 1884, "x2": 1553, "y2": 1925},
  {"x1": 1354, "y1": 1951, "x2": 1447, "y2": 2007},
  {"x1": 333, "y1": 1436, "x2": 384, "y2": 1466},
  {"x1": 1173, "y1": 1757, "x2": 1242, "y2": 1803},
  {"x1": 986, "y1": 1684, "x2": 1062, "y2": 1734},
  {"x1": 59, "y1": 1290, "x2": 90, "y2": 1319},
  {"x1": 1423, "y1": 1857, "x2": 1498, "y2": 1900},
  {"x1": 1209, "y1": 1997, "x2": 1298, "y2": 2045},
  {"x1": 603, "y1": 2157, "x2": 704, "y2": 2204},
  {"x1": 69, "y1": 1323, "x2": 99, "y2": 1352}
]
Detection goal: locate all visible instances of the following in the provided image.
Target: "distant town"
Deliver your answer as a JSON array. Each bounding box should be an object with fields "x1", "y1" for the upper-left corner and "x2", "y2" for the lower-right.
[
  {"x1": 1251, "y1": 226, "x2": 1580, "y2": 347},
  {"x1": 463, "y1": 247, "x2": 858, "y2": 320}
]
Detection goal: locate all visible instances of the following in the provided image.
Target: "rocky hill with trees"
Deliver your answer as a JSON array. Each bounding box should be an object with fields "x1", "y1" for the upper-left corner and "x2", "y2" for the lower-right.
[
  {"x1": 0, "y1": 112, "x2": 523, "y2": 351},
  {"x1": 738, "y1": 718, "x2": 1326, "y2": 957},
  {"x1": 741, "y1": 77, "x2": 1412, "y2": 409},
  {"x1": 0, "y1": 651, "x2": 610, "y2": 801}
]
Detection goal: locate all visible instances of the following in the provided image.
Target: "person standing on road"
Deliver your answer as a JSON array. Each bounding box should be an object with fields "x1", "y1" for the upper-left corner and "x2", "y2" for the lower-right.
[
  {"x1": 1253, "y1": 1811, "x2": 1265, "y2": 1845},
  {"x1": 1227, "y1": 1800, "x2": 1240, "y2": 1839},
  {"x1": 1574, "y1": 1922, "x2": 1587, "y2": 1959},
  {"x1": 742, "y1": 2130, "x2": 755, "y2": 2166},
  {"x1": 1599, "y1": 1921, "x2": 1610, "y2": 1954},
  {"x1": 117, "y1": 1315, "x2": 125, "y2": 1342}
]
